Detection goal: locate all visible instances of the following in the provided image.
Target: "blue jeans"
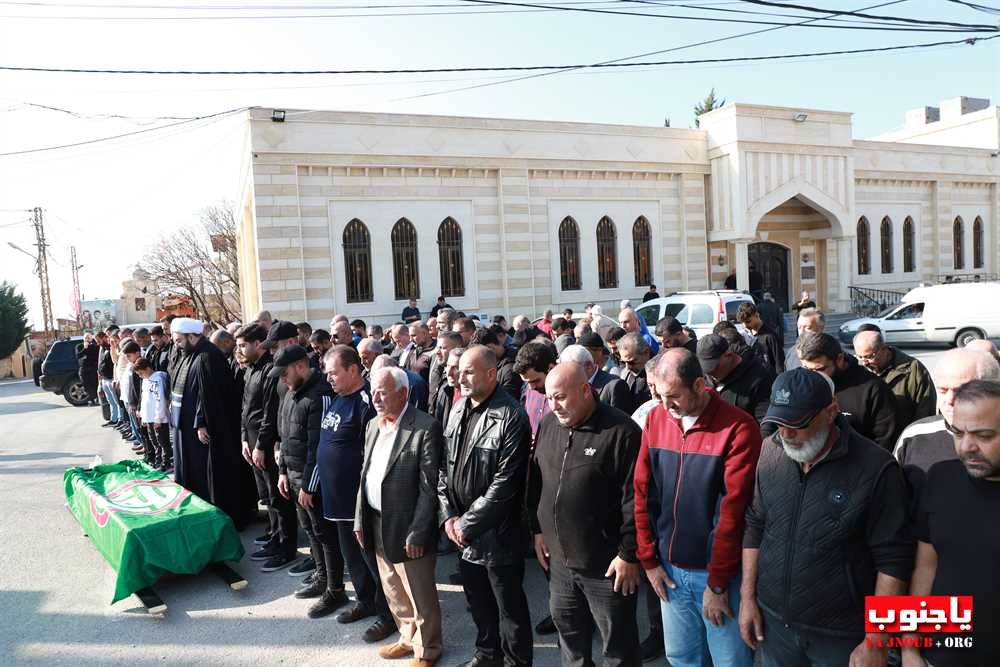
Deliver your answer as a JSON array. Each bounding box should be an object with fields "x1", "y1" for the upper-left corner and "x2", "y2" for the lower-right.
[
  {"x1": 101, "y1": 380, "x2": 121, "y2": 422},
  {"x1": 659, "y1": 563, "x2": 752, "y2": 667},
  {"x1": 125, "y1": 407, "x2": 142, "y2": 443}
]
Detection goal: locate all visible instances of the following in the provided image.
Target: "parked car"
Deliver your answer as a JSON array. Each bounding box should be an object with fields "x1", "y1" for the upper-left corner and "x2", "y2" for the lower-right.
[
  {"x1": 839, "y1": 282, "x2": 1000, "y2": 347},
  {"x1": 39, "y1": 337, "x2": 89, "y2": 406},
  {"x1": 635, "y1": 290, "x2": 756, "y2": 341}
]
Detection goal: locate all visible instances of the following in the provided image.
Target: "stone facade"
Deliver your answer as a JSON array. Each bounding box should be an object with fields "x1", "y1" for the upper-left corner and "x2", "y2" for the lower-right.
[{"x1": 238, "y1": 97, "x2": 998, "y2": 327}]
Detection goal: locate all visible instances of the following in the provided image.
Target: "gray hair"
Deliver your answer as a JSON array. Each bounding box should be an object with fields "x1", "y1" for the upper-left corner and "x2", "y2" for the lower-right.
[
  {"x1": 210, "y1": 329, "x2": 234, "y2": 344},
  {"x1": 370, "y1": 354, "x2": 398, "y2": 372},
  {"x1": 372, "y1": 366, "x2": 410, "y2": 393},
  {"x1": 559, "y1": 344, "x2": 595, "y2": 369},
  {"x1": 357, "y1": 338, "x2": 384, "y2": 355},
  {"x1": 618, "y1": 331, "x2": 651, "y2": 356},
  {"x1": 798, "y1": 307, "x2": 826, "y2": 324}
]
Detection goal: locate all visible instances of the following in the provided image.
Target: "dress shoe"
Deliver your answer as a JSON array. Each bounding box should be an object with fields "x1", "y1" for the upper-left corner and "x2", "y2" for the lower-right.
[
  {"x1": 456, "y1": 656, "x2": 501, "y2": 667},
  {"x1": 294, "y1": 578, "x2": 328, "y2": 599},
  {"x1": 336, "y1": 602, "x2": 375, "y2": 624},
  {"x1": 307, "y1": 589, "x2": 350, "y2": 619},
  {"x1": 409, "y1": 659, "x2": 437, "y2": 667},
  {"x1": 362, "y1": 617, "x2": 398, "y2": 643},
  {"x1": 377, "y1": 642, "x2": 414, "y2": 659},
  {"x1": 534, "y1": 614, "x2": 557, "y2": 635}
]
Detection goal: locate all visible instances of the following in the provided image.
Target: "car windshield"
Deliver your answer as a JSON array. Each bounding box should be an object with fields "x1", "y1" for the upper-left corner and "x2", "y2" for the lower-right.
[{"x1": 877, "y1": 305, "x2": 898, "y2": 318}]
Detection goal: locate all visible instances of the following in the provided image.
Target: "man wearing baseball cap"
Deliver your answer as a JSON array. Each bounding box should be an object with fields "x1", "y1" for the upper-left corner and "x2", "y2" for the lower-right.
[
  {"x1": 739, "y1": 368, "x2": 913, "y2": 666},
  {"x1": 697, "y1": 330, "x2": 774, "y2": 424}
]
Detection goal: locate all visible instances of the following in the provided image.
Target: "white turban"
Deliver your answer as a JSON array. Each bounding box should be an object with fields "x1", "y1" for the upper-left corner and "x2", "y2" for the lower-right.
[{"x1": 173, "y1": 317, "x2": 204, "y2": 335}]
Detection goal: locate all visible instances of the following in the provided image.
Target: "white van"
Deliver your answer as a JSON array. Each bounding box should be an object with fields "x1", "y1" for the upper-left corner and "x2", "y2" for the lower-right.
[
  {"x1": 839, "y1": 282, "x2": 1000, "y2": 347},
  {"x1": 635, "y1": 291, "x2": 755, "y2": 341}
]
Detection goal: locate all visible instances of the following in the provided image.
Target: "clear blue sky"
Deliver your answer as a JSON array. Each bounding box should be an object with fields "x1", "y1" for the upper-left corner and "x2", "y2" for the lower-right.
[{"x1": 0, "y1": 0, "x2": 997, "y2": 327}]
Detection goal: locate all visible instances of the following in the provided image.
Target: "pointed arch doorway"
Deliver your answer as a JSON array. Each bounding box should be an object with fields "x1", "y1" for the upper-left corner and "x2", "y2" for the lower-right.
[{"x1": 748, "y1": 242, "x2": 790, "y2": 311}]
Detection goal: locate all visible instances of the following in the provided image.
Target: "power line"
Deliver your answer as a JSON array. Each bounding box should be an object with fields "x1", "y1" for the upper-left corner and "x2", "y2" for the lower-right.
[
  {"x1": 1, "y1": 101, "x2": 200, "y2": 122},
  {"x1": 946, "y1": 0, "x2": 1000, "y2": 15},
  {"x1": 0, "y1": 35, "x2": 994, "y2": 79},
  {"x1": 732, "y1": 0, "x2": 997, "y2": 28},
  {"x1": 0, "y1": 107, "x2": 247, "y2": 157}
]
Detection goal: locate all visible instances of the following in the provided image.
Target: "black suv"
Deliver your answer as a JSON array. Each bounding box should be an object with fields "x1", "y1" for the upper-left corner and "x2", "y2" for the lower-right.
[{"x1": 40, "y1": 337, "x2": 90, "y2": 406}]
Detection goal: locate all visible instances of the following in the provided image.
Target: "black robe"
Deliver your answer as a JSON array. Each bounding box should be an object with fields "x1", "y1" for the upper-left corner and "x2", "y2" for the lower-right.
[{"x1": 171, "y1": 336, "x2": 256, "y2": 530}]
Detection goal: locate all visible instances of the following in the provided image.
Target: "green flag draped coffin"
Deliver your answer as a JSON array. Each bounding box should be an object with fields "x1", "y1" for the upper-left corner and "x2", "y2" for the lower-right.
[{"x1": 64, "y1": 460, "x2": 245, "y2": 603}]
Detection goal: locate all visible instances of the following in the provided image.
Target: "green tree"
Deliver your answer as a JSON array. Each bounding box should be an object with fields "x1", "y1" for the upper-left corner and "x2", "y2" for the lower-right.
[
  {"x1": 693, "y1": 88, "x2": 725, "y2": 128},
  {"x1": 0, "y1": 282, "x2": 30, "y2": 359}
]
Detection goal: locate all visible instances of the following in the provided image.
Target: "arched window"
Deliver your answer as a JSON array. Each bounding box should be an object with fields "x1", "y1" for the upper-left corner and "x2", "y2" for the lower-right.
[
  {"x1": 857, "y1": 217, "x2": 871, "y2": 275},
  {"x1": 632, "y1": 216, "x2": 652, "y2": 287},
  {"x1": 343, "y1": 218, "x2": 373, "y2": 303},
  {"x1": 391, "y1": 218, "x2": 420, "y2": 300},
  {"x1": 880, "y1": 216, "x2": 893, "y2": 274},
  {"x1": 437, "y1": 217, "x2": 464, "y2": 298},
  {"x1": 954, "y1": 217, "x2": 965, "y2": 270},
  {"x1": 903, "y1": 217, "x2": 915, "y2": 273},
  {"x1": 974, "y1": 216, "x2": 984, "y2": 269},
  {"x1": 558, "y1": 217, "x2": 581, "y2": 291},
  {"x1": 597, "y1": 216, "x2": 618, "y2": 289}
]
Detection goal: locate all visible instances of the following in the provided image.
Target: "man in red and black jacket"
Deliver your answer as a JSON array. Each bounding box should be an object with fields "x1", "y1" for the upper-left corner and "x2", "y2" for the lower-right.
[{"x1": 634, "y1": 348, "x2": 761, "y2": 667}]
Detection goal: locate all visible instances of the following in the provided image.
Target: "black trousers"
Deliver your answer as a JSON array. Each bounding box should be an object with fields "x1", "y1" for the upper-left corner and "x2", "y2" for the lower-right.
[
  {"x1": 145, "y1": 423, "x2": 173, "y2": 466},
  {"x1": 286, "y1": 469, "x2": 345, "y2": 590},
  {"x1": 80, "y1": 370, "x2": 98, "y2": 401},
  {"x1": 643, "y1": 576, "x2": 662, "y2": 634},
  {"x1": 335, "y1": 520, "x2": 392, "y2": 621},
  {"x1": 549, "y1": 561, "x2": 640, "y2": 667},
  {"x1": 254, "y1": 448, "x2": 297, "y2": 556},
  {"x1": 460, "y1": 557, "x2": 533, "y2": 666}
]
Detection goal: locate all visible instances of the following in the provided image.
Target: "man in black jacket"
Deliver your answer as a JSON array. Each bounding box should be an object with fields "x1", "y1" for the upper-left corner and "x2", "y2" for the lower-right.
[
  {"x1": 236, "y1": 323, "x2": 297, "y2": 572},
  {"x1": 432, "y1": 347, "x2": 464, "y2": 426},
  {"x1": 795, "y1": 333, "x2": 897, "y2": 450},
  {"x1": 530, "y1": 363, "x2": 642, "y2": 666},
  {"x1": 438, "y1": 345, "x2": 533, "y2": 667},
  {"x1": 559, "y1": 341, "x2": 634, "y2": 414},
  {"x1": 477, "y1": 328, "x2": 523, "y2": 400},
  {"x1": 736, "y1": 302, "x2": 784, "y2": 375},
  {"x1": 96, "y1": 332, "x2": 118, "y2": 425},
  {"x1": 698, "y1": 330, "x2": 775, "y2": 423},
  {"x1": 274, "y1": 345, "x2": 348, "y2": 618},
  {"x1": 618, "y1": 332, "x2": 652, "y2": 407},
  {"x1": 739, "y1": 368, "x2": 913, "y2": 666},
  {"x1": 76, "y1": 334, "x2": 99, "y2": 406}
]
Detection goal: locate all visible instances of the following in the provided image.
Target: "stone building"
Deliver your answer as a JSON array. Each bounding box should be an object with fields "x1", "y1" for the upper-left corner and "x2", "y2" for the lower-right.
[{"x1": 236, "y1": 97, "x2": 998, "y2": 327}]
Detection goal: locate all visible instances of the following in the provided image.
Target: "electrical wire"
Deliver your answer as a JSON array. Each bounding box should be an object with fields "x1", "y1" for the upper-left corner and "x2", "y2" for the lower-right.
[
  {"x1": 0, "y1": 35, "x2": 994, "y2": 78},
  {"x1": 732, "y1": 0, "x2": 997, "y2": 29},
  {"x1": 0, "y1": 107, "x2": 247, "y2": 157},
  {"x1": 1, "y1": 101, "x2": 200, "y2": 122},
  {"x1": 946, "y1": 0, "x2": 1000, "y2": 14}
]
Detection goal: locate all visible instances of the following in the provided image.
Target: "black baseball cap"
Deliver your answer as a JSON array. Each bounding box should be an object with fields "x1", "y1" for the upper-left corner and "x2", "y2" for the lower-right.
[
  {"x1": 577, "y1": 331, "x2": 609, "y2": 355},
  {"x1": 696, "y1": 334, "x2": 729, "y2": 375},
  {"x1": 263, "y1": 320, "x2": 300, "y2": 349},
  {"x1": 762, "y1": 368, "x2": 835, "y2": 429},
  {"x1": 268, "y1": 344, "x2": 309, "y2": 378}
]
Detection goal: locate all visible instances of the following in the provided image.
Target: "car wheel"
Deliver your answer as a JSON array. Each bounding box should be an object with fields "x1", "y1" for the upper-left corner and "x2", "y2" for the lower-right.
[
  {"x1": 64, "y1": 379, "x2": 91, "y2": 406},
  {"x1": 955, "y1": 328, "x2": 985, "y2": 348}
]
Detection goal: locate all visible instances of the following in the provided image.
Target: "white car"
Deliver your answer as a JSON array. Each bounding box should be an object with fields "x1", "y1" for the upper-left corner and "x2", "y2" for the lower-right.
[
  {"x1": 635, "y1": 291, "x2": 755, "y2": 341},
  {"x1": 839, "y1": 282, "x2": 1000, "y2": 348}
]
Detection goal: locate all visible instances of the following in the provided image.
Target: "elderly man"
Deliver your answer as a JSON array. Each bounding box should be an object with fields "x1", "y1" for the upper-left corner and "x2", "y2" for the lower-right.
[
  {"x1": 536, "y1": 309, "x2": 555, "y2": 338},
  {"x1": 796, "y1": 332, "x2": 897, "y2": 451},
  {"x1": 903, "y1": 379, "x2": 1000, "y2": 667},
  {"x1": 617, "y1": 307, "x2": 659, "y2": 356},
  {"x1": 784, "y1": 307, "x2": 825, "y2": 371},
  {"x1": 618, "y1": 332, "x2": 653, "y2": 408},
  {"x1": 438, "y1": 346, "x2": 534, "y2": 667},
  {"x1": 355, "y1": 367, "x2": 444, "y2": 667},
  {"x1": 356, "y1": 337, "x2": 383, "y2": 380},
  {"x1": 428, "y1": 331, "x2": 462, "y2": 402},
  {"x1": 210, "y1": 328, "x2": 245, "y2": 388},
  {"x1": 735, "y1": 303, "x2": 784, "y2": 376},
  {"x1": 255, "y1": 309, "x2": 274, "y2": 331},
  {"x1": 853, "y1": 330, "x2": 936, "y2": 432},
  {"x1": 656, "y1": 315, "x2": 697, "y2": 354},
  {"x1": 371, "y1": 354, "x2": 429, "y2": 413},
  {"x1": 405, "y1": 321, "x2": 436, "y2": 381},
  {"x1": 511, "y1": 314, "x2": 531, "y2": 333},
  {"x1": 697, "y1": 328, "x2": 775, "y2": 424},
  {"x1": 895, "y1": 347, "x2": 1000, "y2": 474},
  {"x1": 740, "y1": 368, "x2": 913, "y2": 667},
  {"x1": 559, "y1": 343, "x2": 634, "y2": 413},
  {"x1": 965, "y1": 338, "x2": 1000, "y2": 365},
  {"x1": 426, "y1": 317, "x2": 439, "y2": 339},
  {"x1": 530, "y1": 363, "x2": 643, "y2": 666},
  {"x1": 390, "y1": 324, "x2": 412, "y2": 362},
  {"x1": 331, "y1": 319, "x2": 355, "y2": 349},
  {"x1": 436, "y1": 308, "x2": 456, "y2": 337},
  {"x1": 432, "y1": 347, "x2": 465, "y2": 425},
  {"x1": 635, "y1": 349, "x2": 761, "y2": 667},
  {"x1": 170, "y1": 317, "x2": 257, "y2": 530}
]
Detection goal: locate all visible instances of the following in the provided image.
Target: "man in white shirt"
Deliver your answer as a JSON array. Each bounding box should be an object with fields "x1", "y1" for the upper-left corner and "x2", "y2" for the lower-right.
[{"x1": 354, "y1": 367, "x2": 444, "y2": 667}]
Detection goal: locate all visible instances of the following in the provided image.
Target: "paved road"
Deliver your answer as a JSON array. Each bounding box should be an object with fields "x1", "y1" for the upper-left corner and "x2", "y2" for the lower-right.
[{"x1": 0, "y1": 347, "x2": 949, "y2": 665}]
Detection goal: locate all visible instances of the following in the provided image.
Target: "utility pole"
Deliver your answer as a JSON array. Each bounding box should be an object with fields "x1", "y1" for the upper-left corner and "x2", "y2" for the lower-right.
[
  {"x1": 70, "y1": 245, "x2": 83, "y2": 327},
  {"x1": 32, "y1": 207, "x2": 55, "y2": 339}
]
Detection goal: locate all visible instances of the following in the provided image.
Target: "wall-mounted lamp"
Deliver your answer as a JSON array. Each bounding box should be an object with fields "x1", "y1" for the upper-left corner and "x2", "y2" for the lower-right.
[
  {"x1": 717, "y1": 255, "x2": 725, "y2": 267},
  {"x1": 793, "y1": 112, "x2": 808, "y2": 123},
  {"x1": 271, "y1": 109, "x2": 286, "y2": 123},
  {"x1": 802, "y1": 253, "x2": 809, "y2": 263}
]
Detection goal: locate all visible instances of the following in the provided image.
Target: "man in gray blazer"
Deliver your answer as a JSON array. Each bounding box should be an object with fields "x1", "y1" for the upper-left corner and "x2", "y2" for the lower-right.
[{"x1": 355, "y1": 366, "x2": 443, "y2": 667}]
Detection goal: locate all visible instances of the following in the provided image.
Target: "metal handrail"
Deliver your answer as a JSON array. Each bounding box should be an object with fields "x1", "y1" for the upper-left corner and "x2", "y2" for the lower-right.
[{"x1": 848, "y1": 285, "x2": 906, "y2": 318}]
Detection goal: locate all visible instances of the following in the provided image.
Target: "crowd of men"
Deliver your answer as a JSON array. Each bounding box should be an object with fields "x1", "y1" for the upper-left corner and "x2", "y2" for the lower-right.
[{"x1": 75, "y1": 298, "x2": 1000, "y2": 667}]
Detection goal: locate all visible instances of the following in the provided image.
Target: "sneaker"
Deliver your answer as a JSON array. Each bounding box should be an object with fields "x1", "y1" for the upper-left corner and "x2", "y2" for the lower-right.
[
  {"x1": 294, "y1": 578, "x2": 329, "y2": 599},
  {"x1": 249, "y1": 545, "x2": 281, "y2": 562},
  {"x1": 301, "y1": 570, "x2": 319, "y2": 586},
  {"x1": 640, "y1": 630, "x2": 664, "y2": 662},
  {"x1": 253, "y1": 532, "x2": 274, "y2": 546},
  {"x1": 101, "y1": 421, "x2": 115, "y2": 428},
  {"x1": 288, "y1": 557, "x2": 316, "y2": 577},
  {"x1": 307, "y1": 590, "x2": 350, "y2": 619},
  {"x1": 335, "y1": 602, "x2": 375, "y2": 624},
  {"x1": 260, "y1": 553, "x2": 297, "y2": 572},
  {"x1": 534, "y1": 615, "x2": 557, "y2": 635},
  {"x1": 362, "y1": 617, "x2": 398, "y2": 643}
]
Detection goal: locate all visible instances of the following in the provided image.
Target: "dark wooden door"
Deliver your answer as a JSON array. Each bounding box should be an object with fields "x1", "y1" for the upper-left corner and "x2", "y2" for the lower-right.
[{"x1": 749, "y1": 242, "x2": 790, "y2": 311}]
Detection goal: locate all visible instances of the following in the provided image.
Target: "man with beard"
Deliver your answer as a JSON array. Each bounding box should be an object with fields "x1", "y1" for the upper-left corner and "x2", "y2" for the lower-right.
[
  {"x1": 169, "y1": 317, "x2": 256, "y2": 530},
  {"x1": 697, "y1": 329, "x2": 774, "y2": 424},
  {"x1": 429, "y1": 331, "x2": 463, "y2": 401},
  {"x1": 903, "y1": 379, "x2": 1000, "y2": 667},
  {"x1": 211, "y1": 328, "x2": 245, "y2": 390},
  {"x1": 617, "y1": 333, "x2": 653, "y2": 408},
  {"x1": 894, "y1": 348, "x2": 999, "y2": 480},
  {"x1": 784, "y1": 307, "x2": 825, "y2": 372},
  {"x1": 432, "y1": 347, "x2": 465, "y2": 426},
  {"x1": 796, "y1": 332, "x2": 897, "y2": 451},
  {"x1": 739, "y1": 368, "x2": 913, "y2": 667},
  {"x1": 634, "y1": 349, "x2": 761, "y2": 667}
]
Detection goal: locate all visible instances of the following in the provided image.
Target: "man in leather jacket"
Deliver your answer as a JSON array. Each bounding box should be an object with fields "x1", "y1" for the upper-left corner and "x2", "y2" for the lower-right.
[{"x1": 437, "y1": 345, "x2": 533, "y2": 667}]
